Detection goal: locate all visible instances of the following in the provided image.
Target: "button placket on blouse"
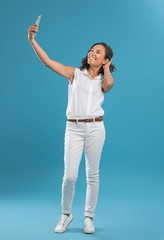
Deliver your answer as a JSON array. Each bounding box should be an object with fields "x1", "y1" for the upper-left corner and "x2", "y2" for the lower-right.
[{"x1": 85, "y1": 74, "x2": 95, "y2": 117}]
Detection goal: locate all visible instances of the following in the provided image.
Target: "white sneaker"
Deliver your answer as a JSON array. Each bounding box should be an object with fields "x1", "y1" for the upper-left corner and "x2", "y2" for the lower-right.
[
  {"x1": 54, "y1": 213, "x2": 73, "y2": 233},
  {"x1": 83, "y1": 217, "x2": 95, "y2": 234}
]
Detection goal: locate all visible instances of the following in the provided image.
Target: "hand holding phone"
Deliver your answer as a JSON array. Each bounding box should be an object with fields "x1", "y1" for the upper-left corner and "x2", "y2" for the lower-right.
[{"x1": 28, "y1": 15, "x2": 42, "y2": 41}]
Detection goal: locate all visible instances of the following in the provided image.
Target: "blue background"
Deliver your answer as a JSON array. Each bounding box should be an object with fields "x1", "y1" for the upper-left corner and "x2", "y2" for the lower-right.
[{"x1": 0, "y1": 0, "x2": 164, "y2": 239}]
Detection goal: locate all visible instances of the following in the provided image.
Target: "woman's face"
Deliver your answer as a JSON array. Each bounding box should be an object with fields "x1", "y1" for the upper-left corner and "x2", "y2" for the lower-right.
[{"x1": 87, "y1": 44, "x2": 109, "y2": 68}]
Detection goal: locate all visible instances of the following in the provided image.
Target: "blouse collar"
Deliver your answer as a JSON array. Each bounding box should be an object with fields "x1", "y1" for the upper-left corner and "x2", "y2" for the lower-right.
[{"x1": 82, "y1": 68, "x2": 102, "y2": 79}]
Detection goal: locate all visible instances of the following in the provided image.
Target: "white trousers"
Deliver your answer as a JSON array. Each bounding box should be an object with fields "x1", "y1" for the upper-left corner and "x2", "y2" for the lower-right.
[{"x1": 61, "y1": 119, "x2": 106, "y2": 218}]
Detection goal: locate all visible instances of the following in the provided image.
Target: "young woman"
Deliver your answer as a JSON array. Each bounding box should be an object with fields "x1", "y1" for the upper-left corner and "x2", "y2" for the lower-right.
[{"x1": 28, "y1": 24, "x2": 116, "y2": 234}]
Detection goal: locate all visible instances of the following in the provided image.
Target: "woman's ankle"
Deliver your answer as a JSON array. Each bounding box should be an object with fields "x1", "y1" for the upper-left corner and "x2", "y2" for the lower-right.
[{"x1": 85, "y1": 216, "x2": 93, "y2": 220}]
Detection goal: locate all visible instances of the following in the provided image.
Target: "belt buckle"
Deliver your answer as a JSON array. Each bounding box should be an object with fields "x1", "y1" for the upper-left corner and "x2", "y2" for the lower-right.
[{"x1": 76, "y1": 118, "x2": 79, "y2": 123}]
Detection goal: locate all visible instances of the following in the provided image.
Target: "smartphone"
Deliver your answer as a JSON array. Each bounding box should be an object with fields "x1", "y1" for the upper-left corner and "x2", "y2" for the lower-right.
[{"x1": 35, "y1": 15, "x2": 42, "y2": 26}]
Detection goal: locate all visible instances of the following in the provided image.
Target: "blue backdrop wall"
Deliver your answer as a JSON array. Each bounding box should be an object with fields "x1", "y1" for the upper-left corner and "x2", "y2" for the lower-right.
[{"x1": 0, "y1": 0, "x2": 164, "y2": 239}]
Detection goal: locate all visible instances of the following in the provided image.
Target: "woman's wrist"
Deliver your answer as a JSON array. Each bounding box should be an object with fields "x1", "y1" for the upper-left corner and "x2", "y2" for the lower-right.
[
  {"x1": 103, "y1": 65, "x2": 110, "y2": 72},
  {"x1": 29, "y1": 38, "x2": 35, "y2": 44}
]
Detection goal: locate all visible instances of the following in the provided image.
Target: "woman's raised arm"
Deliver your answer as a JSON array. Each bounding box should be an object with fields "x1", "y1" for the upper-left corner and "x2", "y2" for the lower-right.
[{"x1": 28, "y1": 24, "x2": 75, "y2": 82}]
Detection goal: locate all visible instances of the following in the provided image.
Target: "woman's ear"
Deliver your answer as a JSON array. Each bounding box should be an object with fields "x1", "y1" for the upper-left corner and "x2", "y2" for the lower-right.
[{"x1": 103, "y1": 58, "x2": 109, "y2": 65}]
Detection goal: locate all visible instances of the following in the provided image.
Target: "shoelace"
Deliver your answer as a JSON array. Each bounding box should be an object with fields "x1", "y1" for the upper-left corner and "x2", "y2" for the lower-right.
[{"x1": 58, "y1": 214, "x2": 69, "y2": 226}]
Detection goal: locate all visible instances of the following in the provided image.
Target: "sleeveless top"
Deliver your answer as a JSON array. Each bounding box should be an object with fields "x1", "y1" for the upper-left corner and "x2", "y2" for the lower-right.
[{"x1": 66, "y1": 68, "x2": 105, "y2": 119}]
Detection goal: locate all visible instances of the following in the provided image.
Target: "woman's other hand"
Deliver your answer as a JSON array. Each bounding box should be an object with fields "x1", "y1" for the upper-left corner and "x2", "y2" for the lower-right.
[{"x1": 102, "y1": 58, "x2": 112, "y2": 70}]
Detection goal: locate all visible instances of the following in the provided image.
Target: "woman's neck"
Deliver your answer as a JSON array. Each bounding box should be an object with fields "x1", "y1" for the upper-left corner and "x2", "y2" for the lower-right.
[{"x1": 87, "y1": 66, "x2": 100, "y2": 79}]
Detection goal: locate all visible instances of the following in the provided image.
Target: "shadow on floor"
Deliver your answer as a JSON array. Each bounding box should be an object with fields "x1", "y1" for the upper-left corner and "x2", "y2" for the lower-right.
[{"x1": 65, "y1": 227, "x2": 108, "y2": 234}]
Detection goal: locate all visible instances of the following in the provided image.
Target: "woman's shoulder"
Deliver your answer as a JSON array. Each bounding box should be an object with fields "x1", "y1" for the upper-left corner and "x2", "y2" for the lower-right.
[
  {"x1": 69, "y1": 68, "x2": 82, "y2": 85},
  {"x1": 75, "y1": 67, "x2": 85, "y2": 72},
  {"x1": 74, "y1": 67, "x2": 87, "y2": 76}
]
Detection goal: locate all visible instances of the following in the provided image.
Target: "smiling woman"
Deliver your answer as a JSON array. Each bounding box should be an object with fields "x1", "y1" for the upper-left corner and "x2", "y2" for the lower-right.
[{"x1": 28, "y1": 22, "x2": 116, "y2": 233}]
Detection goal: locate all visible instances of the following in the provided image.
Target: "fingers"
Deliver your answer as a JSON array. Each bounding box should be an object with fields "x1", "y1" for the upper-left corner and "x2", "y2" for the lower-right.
[
  {"x1": 29, "y1": 32, "x2": 36, "y2": 37},
  {"x1": 28, "y1": 24, "x2": 39, "y2": 33}
]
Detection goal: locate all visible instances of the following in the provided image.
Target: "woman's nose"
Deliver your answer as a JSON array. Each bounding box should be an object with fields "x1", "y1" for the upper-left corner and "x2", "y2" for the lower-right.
[{"x1": 91, "y1": 52, "x2": 95, "y2": 56}]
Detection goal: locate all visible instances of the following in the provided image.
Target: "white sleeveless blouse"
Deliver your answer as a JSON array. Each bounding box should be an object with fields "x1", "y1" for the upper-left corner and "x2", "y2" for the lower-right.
[{"x1": 66, "y1": 68, "x2": 105, "y2": 119}]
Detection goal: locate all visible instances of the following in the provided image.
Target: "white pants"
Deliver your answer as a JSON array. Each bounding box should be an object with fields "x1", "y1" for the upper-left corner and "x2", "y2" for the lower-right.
[{"x1": 61, "y1": 119, "x2": 106, "y2": 218}]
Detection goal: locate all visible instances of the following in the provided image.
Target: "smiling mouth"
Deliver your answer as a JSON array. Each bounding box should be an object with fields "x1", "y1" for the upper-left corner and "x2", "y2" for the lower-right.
[{"x1": 88, "y1": 56, "x2": 96, "y2": 60}]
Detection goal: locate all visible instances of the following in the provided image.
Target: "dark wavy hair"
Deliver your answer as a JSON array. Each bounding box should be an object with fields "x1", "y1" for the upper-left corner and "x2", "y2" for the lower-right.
[{"x1": 79, "y1": 42, "x2": 116, "y2": 76}]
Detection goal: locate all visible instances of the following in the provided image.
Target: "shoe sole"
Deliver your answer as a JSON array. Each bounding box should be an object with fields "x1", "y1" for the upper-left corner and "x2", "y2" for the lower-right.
[
  {"x1": 54, "y1": 217, "x2": 74, "y2": 233},
  {"x1": 83, "y1": 228, "x2": 95, "y2": 234},
  {"x1": 84, "y1": 230, "x2": 95, "y2": 234}
]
